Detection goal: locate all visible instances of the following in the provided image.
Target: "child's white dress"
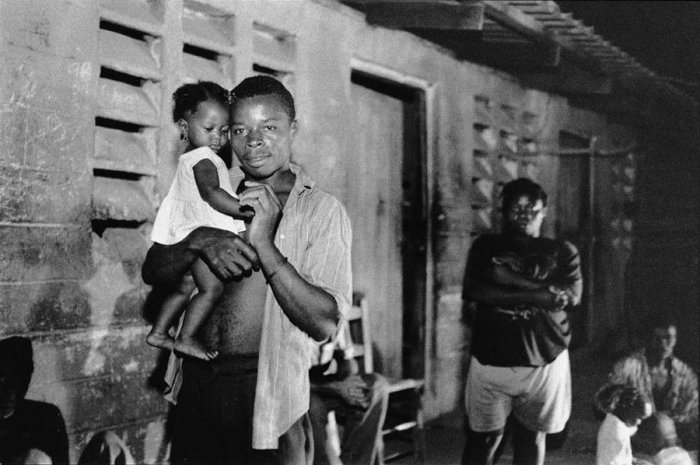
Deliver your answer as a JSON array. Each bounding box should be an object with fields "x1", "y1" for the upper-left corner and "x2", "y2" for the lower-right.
[
  {"x1": 151, "y1": 146, "x2": 245, "y2": 245},
  {"x1": 597, "y1": 413, "x2": 637, "y2": 465}
]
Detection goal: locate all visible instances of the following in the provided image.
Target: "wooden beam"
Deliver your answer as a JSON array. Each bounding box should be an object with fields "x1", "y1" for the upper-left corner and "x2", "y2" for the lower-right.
[
  {"x1": 483, "y1": 1, "x2": 548, "y2": 40},
  {"x1": 520, "y1": 63, "x2": 613, "y2": 95},
  {"x1": 457, "y1": 40, "x2": 561, "y2": 70},
  {"x1": 483, "y1": 1, "x2": 606, "y2": 74},
  {"x1": 345, "y1": 1, "x2": 485, "y2": 30}
]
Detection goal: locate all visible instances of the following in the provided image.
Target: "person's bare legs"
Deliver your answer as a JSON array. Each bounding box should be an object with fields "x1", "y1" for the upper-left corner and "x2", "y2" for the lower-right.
[
  {"x1": 462, "y1": 428, "x2": 504, "y2": 465},
  {"x1": 147, "y1": 272, "x2": 196, "y2": 351},
  {"x1": 339, "y1": 374, "x2": 390, "y2": 465},
  {"x1": 174, "y1": 258, "x2": 222, "y2": 360},
  {"x1": 511, "y1": 419, "x2": 545, "y2": 465}
]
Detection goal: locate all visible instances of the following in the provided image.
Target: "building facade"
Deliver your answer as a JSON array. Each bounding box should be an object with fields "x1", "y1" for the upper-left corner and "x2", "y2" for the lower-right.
[{"x1": 1, "y1": 0, "x2": 696, "y2": 461}]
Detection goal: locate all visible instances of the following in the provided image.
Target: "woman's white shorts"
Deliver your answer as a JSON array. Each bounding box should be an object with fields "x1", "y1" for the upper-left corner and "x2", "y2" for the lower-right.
[{"x1": 465, "y1": 349, "x2": 571, "y2": 434}]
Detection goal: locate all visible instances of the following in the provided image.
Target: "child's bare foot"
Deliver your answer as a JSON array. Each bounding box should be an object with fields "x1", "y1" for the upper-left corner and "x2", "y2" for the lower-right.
[
  {"x1": 146, "y1": 331, "x2": 174, "y2": 351},
  {"x1": 174, "y1": 336, "x2": 218, "y2": 361}
]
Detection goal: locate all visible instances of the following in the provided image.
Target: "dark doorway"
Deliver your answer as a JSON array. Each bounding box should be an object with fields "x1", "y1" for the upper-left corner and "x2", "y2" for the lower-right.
[{"x1": 348, "y1": 70, "x2": 427, "y2": 379}]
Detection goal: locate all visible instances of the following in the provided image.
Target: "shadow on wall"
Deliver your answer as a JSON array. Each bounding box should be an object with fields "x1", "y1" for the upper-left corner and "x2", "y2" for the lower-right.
[{"x1": 18, "y1": 225, "x2": 172, "y2": 463}]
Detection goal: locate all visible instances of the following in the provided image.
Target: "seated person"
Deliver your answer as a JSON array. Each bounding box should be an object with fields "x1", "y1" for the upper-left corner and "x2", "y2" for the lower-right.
[
  {"x1": 0, "y1": 337, "x2": 69, "y2": 465},
  {"x1": 78, "y1": 430, "x2": 135, "y2": 465},
  {"x1": 308, "y1": 320, "x2": 389, "y2": 465},
  {"x1": 596, "y1": 318, "x2": 698, "y2": 455},
  {"x1": 651, "y1": 444, "x2": 694, "y2": 465}
]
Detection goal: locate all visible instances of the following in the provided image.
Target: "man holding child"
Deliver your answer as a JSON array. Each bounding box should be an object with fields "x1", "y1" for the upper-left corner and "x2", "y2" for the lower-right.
[{"x1": 142, "y1": 76, "x2": 352, "y2": 464}]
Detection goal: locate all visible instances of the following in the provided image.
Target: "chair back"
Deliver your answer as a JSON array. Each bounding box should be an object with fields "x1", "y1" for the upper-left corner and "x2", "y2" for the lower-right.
[
  {"x1": 346, "y1": 292, "x2": 427, "y2": 463},
  {"x1": 348, "y1": 291, "x2": 373, "y2": 374}
]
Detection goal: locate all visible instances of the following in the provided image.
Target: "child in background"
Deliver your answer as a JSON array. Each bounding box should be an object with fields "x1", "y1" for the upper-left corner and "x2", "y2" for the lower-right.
[
  {"x1": 643, "y1": 414, "x2": 694, "y2": 465},
  {"x1": 597, "y1": 384, "x2": 654, "y2": 465},
  {"x1": 147, "y1": 81, "x2": 252, "y2": 361}
]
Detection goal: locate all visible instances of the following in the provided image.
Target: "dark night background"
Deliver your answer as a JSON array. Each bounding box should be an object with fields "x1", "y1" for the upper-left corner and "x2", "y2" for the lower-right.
[{"x1": 558, "y1": 1, "x2": 700, "y2": 97}]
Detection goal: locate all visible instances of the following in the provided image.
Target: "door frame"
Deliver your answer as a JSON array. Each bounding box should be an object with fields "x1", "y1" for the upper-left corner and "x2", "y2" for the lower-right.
[{"x1": 350, "y1": 57, "x2": 436, "y2": 384}]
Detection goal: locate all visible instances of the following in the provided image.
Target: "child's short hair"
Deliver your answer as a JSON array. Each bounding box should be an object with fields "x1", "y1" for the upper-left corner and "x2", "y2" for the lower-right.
[
  {"x1": 172, "y1": 81, "x2": 230, "y2": 122},
  {"x1": 230, "y1": 75, "x2": 295, "y2": 121},
  {"x1": 598, "y1": 384, "x2": 651, "y2": 423}
]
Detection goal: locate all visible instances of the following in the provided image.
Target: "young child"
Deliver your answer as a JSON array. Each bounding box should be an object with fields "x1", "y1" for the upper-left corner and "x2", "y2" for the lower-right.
[
  {"x1": 147, "y1": 81, "x2": 251, "y2": 361},
  {"x1": 597, "y1": 384, "x2": 654, "y2": 465}
]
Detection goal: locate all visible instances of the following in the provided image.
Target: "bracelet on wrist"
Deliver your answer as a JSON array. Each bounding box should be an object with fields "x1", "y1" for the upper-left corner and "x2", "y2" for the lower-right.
[{"x1": 265, "y1": 257, "x2": 288, "y2": 282}]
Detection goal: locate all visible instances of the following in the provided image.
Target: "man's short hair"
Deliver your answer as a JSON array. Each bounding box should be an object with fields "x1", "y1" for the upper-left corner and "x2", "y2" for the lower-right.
[
  {"x1": 230, "y1": 75, "x2": 296, "y2": 121},
  {"x1": 650, "y1": 313, "x2": 677, "y2": 331},
  {"x1": 500, "y1": 178, "x2": 548, "y2": 211}
]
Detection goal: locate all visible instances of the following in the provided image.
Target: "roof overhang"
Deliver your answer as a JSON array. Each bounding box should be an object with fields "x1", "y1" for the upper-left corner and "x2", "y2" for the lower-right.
[{"x1": 342, "y1": 0, "x2": 698, "y2": 118}]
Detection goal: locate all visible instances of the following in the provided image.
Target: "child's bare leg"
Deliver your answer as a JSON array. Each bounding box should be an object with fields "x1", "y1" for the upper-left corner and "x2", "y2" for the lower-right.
[
  {"x1": 147, "y1": 273, "x2": 196, "y2": 350},
  {"x1": 174, "y1": 259, "x2": 223, "y2": 361}
]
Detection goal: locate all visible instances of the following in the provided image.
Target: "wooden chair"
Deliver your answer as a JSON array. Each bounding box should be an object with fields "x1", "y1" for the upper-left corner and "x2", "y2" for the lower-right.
[
  {"x1": 346, "y1": 292, "x2": 426, "y2": 464},
  {"x1": 78, "y1": 430, "x2": 135, "y2": 465}
]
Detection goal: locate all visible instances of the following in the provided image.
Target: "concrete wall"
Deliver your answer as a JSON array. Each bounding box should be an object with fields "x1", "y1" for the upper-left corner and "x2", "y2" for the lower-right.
[
  {"x1": 561, "y1": 108, "x2": 639, "y2": 350},
  {"x1": 0, "y1": 0, "x2": 168, "y2": 461},
  {"x1": 0, "y1": 0, "x2": 658, "y2": 459}
]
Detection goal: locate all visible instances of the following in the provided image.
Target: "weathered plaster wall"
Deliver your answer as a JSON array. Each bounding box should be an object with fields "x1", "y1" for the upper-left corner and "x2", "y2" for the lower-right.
[
  {"x1": 562, "y1": 108, "x2": 639, "y2": 351},
  {"x1": 1, "y1": 0, "x2": 178, "y2": 461},
  {"x1": 0, "y1": 0, "x2": 649, "y2": 459}
]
